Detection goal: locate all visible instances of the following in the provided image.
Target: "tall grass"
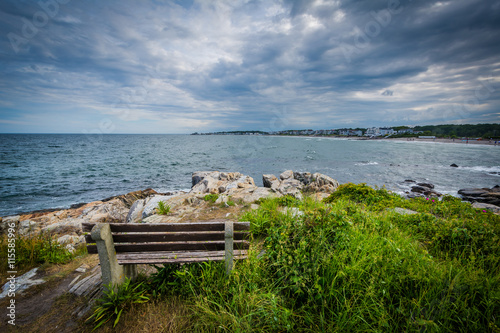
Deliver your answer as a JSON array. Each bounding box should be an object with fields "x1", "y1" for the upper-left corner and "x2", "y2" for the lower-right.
[
  {"x1": 158, "y1": 185, "x2": 500, "y2": 332},
  {"x1": 0, "y1": 232, "x2": 80, "y2": 278},
  {"x1": 91, "y1": 184, "x2": 500, "y2": 331}
]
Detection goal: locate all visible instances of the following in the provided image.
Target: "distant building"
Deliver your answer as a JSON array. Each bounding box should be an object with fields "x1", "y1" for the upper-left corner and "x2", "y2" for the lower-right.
[
  {"x1": 365, "y1": 127, "x2": 380, "y2": 136},
  {"x1": 379, "y1": 127, "x2": 395, "y2": 135},
  {"x1": 339, "y1": 129, "x2": 363, "y2": 136}
]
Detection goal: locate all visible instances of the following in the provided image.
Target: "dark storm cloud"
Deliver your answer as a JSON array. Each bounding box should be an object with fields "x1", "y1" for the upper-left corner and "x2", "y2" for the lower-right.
[{"x1": 0, "y1": 0, "x2": 499, "y2": 133}]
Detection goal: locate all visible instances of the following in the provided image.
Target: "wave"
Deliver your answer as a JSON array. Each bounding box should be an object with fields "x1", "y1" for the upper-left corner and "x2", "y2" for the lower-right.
[
  {"x1": 355, "y1": 161, "x2": 379, "y2": 166},
  {"x1": 459, "y1": 166, "x2": 500, "y2": 175}
]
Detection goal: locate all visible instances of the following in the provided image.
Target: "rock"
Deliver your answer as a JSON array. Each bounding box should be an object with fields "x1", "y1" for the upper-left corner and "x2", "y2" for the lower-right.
[
  {"x1": 293, "y1": 172, "x2": 313, "y2": 185},
  {"x1": 0, "y1": 268, "x2": 45, "y2": 300},
  {"x1": 279, "y1": 170, "x2": 294, "y2": 180},
  {"x1": 458, "y1": 188, "x2": 490, "y2": 197},
  {"x1": 388, "y1": 207, "x2": 419, "y2": 215},
  {"x1": 192, "y1": 171, "x2": 216, "y2": 187},
  {"x1": 18, "y1": 220, "x2": 38, "y2": 235},
  {"x1": 79, "y1": 198, "x2": 129, "y2": 223},
  {"x1": 41, "y1": 218, "x2": 83, "y2": 235},
  {"x1": 263, "y1": 174, "x2": 280, "y2": 192},
  {"x1": 229, "y1": 187, "x2": 279, "y2": 203},
  {"x1": 142, "y1": 195, "x2": 174, "y2": 219},
  {"x1": 458, "y1": 186, "x2": 500, "y2": 208},
  {"x1": 416, "y1": 182, "x2": 435, "y2": 189},
  {"x1": 472, "y1": 202, "x2": 500, "y2": 215},
  {"x1": 75, "y1": 264, "x2": 89, "y2": 273},
  {"x1": 57, "y1": 234, "x2": 82, "y2": 245},
  {"x1": 277, "y1": 178, "x2": 303, "y2": 199},
  {"x1": 305, "y1": 173, "x2": 340, "y2": 193},
  {"x1": 126, "y1": 199, "x2": 145, "y2": 223},
  {"x1": 411, "y1": 186, "x2": 428, "y2": 194},
  {"x1": 190, "y1": 171, "x2": 255, "y2": 194},
  {"x1": 404, "y1": 180, "x2": 416, "y2": 183},
  {"x1": 250, "y1": 204, "x2": 260, "y2": 210},
  {"x1": 1, "y1": 215, "x2": 20, "y2": 233},
  {"x1": 406, "y1": 193, "x2": 425, "y2": 199},
  {"x1": 450, "y1": 163, "x2": 459, "y2": 167}
]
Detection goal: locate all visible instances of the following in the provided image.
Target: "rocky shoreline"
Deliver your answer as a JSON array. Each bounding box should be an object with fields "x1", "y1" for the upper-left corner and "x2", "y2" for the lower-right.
[{"x1": 1, "y1": 170, "x2": 499, "y2": 254}]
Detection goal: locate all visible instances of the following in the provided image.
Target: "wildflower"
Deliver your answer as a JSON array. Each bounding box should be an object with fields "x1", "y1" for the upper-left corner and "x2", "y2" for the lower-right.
[
  {"x1": 426, "y1": 198, "x2": 429, "y2": 200},
  {"x1": 432, "y1": 200, "x2": 435, "y2": 202},
  {"x1": 482, "y1": 210, "x2": 486, "y2": 213}
]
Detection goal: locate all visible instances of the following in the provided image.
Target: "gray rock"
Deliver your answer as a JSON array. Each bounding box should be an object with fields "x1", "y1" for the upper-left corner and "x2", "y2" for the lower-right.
[
  {"x1": 411, "y1": 186, "x2": 428, "y2": 194},
  {"x1": 0, "y1": 268, "x2": 45, "y2": 300},
  {"x1": 192, "y1": 171, "x2": 219, "y2": 187},
  {"x1": 458, "y1": 188, "x2": 490, "y2": 197},
  {"x1": 126, "y1": 199, "x2": 145, "y2": 223},
  {"x1": 388, "y1": 207, "x2": 419, "y2": 215},
  {"x1": 263, "y1": 174, "x2": 278, "y2": 187},
  {"x1": 279, "y1": 170, "x2": 294, "y2": 180},
  {"x1": 416, "y1": 182, "x2": 435, "y2": 189},
  {"x1": 142, "y1": 195, "x2": 173, "y2": 219},
  {"x1": 1, "y1": 216, "x2": 20, "y2": 233},
  {"x1": 472, "y1": 202, "x2": 500, "y2": 215},
  {"x1": 293, "y1": 172, "x2": 313, "y2": 185},
  {"x1": 450, "y1": 163, "x2": 459, "y2": 167},
  {"x1": 277, "y1": 178, "x2": 303, "y2": 199},
  {"x1": 262, "y1": 174, "x2": 280, "y2": 192}
]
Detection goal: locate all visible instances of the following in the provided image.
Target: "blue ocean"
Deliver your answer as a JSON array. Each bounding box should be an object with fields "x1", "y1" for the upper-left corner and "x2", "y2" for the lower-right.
[{"x1": 1, "y1": 134, "x2": 499, "y2": 217}]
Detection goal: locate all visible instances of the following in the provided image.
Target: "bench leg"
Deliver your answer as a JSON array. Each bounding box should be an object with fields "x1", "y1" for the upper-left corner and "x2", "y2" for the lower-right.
[
  {"x1": 91, "y1": 223, "x2": 125, "y2": 290},
  {"x1": 123, "y1": 264, "x2": 138, "y2": 282}
]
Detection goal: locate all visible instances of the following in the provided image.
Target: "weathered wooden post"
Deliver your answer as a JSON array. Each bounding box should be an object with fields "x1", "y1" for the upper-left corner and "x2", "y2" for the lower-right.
[{"x1": 224, "y1": 221, "x2": 234, "y2": 275}]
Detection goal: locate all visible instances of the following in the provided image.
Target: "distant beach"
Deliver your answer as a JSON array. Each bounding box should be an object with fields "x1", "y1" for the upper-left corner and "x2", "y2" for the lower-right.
[{"x1": 348, "y1": 136, "x2": 499, "y2": 146}]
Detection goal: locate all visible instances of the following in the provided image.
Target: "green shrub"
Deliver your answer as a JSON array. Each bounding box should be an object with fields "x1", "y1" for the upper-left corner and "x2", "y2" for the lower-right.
[
  {"x1": 156, "y1": 201, "x2": 171, "y2": 215},
  {"x1": 0, "y1": 232, "x2": 76, "y2": 276},
  {"x1": 87, "y1": 278, "x2": 149, "y2": 330},
  {"x1": 203, "y1": 194, "x2": 219, "y2": 203},
  {"x1": 173, "y1": 194, "x2": 500, "y2": 332}
]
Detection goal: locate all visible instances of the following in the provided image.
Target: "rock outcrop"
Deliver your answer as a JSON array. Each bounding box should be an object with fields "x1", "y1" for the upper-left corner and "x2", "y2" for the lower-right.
[
  {"x1": 458, "y1": 185, "x2": 500, "y2": 207},
  {"x1": 410, "y1": 182, "x2": 441, "y2": 197},
  {"x1": 262, "y1": 170, "x2": 340, "y2": 200},
  {"x1": 0, "y1": 171, "x2": 341, "y2": 250}
]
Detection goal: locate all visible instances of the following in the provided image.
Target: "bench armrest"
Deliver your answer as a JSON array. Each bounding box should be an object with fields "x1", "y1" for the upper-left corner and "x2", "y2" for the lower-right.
[{"x1": 91, "y1": 223, "x2": 125, "y2": 289}]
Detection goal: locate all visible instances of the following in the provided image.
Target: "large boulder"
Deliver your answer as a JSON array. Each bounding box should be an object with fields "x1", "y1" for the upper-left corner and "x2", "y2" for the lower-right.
[
  {"x1": 472, "y1": 202, "x2": 500, "y2": 215},
  {"x1": 262, "y1": 170, "x2": 340, "y2": 198},
  {"x1": 263, "y1": 174, "x2": 280, "y2": 191},
  {"x1": 190, "y1": 171, "x2": 255, "y2": 194},
  {"x1": 458, "y1": 186, "x2": 500, "y2": 207}
]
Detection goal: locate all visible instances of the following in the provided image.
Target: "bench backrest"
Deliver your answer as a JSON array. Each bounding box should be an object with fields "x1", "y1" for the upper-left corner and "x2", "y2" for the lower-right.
[{"x1": 82, "y1": 221, "x2": 251, "y2": 254}]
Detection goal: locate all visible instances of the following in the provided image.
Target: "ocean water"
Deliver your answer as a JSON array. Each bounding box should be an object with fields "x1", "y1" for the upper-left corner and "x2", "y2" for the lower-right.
[{"x1": 0, "y1": 134, "x2": 499, "y2": 217}]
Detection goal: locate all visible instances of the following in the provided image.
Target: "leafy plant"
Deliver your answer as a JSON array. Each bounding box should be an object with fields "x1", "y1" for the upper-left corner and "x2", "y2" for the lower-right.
[
  {"x1": 156, "y1": 201, "x2": 171, "y2": 215},
  {"x1": 87, "y1": 278, "x2": 149, "y2": 330},
  {"x1": 147, "y1": 264, "x2": 182, "y2": 298},
  {"x1": 203, "y1": 193, "x2": 219, "y2": 203},
  {"x1": 0, "y1": 232, "x2": 76, "y2": 277}
]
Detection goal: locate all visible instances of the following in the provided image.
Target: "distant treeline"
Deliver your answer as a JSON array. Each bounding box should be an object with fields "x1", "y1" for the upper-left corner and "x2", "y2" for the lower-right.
[{"x1": 411, "y1": 123, "x2": 500, "y2": 138}]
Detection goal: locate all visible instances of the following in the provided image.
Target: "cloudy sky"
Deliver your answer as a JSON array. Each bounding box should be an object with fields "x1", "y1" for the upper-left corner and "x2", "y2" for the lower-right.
[{"x1": 1, "y1": 0, "x2": 499, "y2": 134}]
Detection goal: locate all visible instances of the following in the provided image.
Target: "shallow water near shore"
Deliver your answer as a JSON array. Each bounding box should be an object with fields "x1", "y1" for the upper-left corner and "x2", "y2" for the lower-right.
[{"x1": 1, "y1": 134, "x2": 499, "y2": 216}]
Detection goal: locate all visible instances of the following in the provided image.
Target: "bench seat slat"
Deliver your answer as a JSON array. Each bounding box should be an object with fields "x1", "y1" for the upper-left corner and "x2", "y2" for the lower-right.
[
  {"x1": 117, "y1": 250, "x2": 248, "y2": 260},
  {"x1": 84, "y1": 231, "x2": 250, "y2": 244},
  {"x1": 118, "y1": 255, "x2": 248, "y2": 265},
  {"x1": 86, "y1": 240, "x2": 249, "y2": 253},
  {"x1": 82, "y1": 221, "x2": 250, "y2": 233}
]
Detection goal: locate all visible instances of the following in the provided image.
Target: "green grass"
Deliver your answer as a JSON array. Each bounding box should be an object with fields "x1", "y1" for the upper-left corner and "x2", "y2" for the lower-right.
[
  {"x1": 204, "y1": 193, "x2": 219, "y2": 203},
  {"x1": 89, "y1": 184, "x2": 500, "y2": 332},
  {"x1": 0, "y1": 232, "x2": 81, "y2": 278},
  {"x1": 156, "y1": 201, "x2": 171, "y2": 215}
]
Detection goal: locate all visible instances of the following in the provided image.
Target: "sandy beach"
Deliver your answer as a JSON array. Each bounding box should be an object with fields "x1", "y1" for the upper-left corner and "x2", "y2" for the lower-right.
[{"x1": 348, "y1": 137, "x2": 500, "y2": 146}]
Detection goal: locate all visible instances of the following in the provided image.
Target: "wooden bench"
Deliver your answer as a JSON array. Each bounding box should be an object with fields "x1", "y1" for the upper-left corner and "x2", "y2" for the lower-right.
[{"x1": 82, "y1": 221, "x2": 250, "y2": 287}]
